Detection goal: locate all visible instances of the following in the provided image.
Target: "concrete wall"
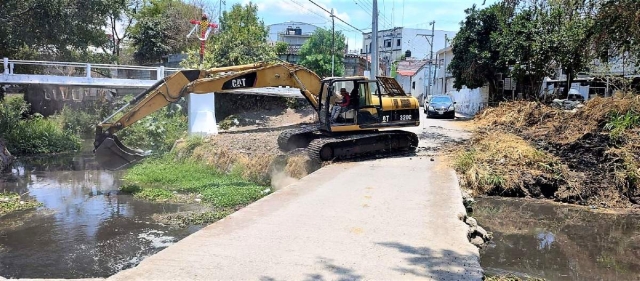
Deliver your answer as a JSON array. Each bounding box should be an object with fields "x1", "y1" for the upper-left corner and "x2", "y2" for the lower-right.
[{"x1": 449, "y1": 86, "x2": 489, "y2": 116}]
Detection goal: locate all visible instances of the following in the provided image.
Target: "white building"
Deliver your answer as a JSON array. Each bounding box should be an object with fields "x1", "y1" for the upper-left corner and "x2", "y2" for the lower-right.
[
  {"x1": 267, "y1": 22, "x2": 319, "y2": 44},
  {"x1": 362, "y1": 27, "x2": 456, "y2": 73},
  {"x1": 433, "y1": 46, "x2": 489, "y2": 116},
  {"x1": 267, "y1": 22, "x2": 321, "y2": 64},
  {"x1": 394, "y1": 59, "x2": 429, "y2": 102}
]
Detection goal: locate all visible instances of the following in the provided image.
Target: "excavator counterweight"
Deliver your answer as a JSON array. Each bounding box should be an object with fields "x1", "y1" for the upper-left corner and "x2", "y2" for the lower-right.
[{"x1": 94, "y1": 62, "x2": 420, "y2": 170}]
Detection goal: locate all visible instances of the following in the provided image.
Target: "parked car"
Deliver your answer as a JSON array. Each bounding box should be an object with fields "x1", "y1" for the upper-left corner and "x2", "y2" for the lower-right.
[{"x1": 424, "y1": 95, "x2": 456, "y2": 119}]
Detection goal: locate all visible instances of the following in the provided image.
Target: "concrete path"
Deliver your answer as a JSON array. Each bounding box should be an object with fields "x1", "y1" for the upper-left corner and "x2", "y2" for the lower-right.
[{"x1": 109, "y1": 115, "x2": 482, "y2": 281}]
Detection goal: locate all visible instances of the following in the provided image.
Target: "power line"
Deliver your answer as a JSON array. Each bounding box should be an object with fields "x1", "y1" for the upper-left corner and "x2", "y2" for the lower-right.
[
  {"x1": 353, "y1": 0, "x2": 372, "y2": 17},
  {"x1": 287, "y1": 0, "x2": 331, "y2": 24},
  {"x1": 308, "y1": 0, "x2": 363, "y2": 32}
]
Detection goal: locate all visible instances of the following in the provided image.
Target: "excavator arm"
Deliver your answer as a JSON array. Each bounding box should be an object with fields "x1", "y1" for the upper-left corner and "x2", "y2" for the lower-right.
[{"x1": 94, "y1": 62, "x2": 322, "y2": 170}]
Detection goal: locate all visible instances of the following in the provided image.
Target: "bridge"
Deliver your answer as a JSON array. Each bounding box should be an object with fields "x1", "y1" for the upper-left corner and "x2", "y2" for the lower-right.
[{"x1": 0, "y1": 57, "x2": 302, "y2": 97}]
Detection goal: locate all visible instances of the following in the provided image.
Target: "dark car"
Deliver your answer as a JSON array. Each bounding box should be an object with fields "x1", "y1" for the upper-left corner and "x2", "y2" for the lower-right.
[{"x1": 424, "y1": 95, "x2": 456, "y2": 119}]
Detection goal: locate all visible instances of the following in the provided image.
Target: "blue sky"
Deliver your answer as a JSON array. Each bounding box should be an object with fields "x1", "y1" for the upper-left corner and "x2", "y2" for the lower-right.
[{"x1": 204, "y1": 0, "x2": 498, "y2": 50}]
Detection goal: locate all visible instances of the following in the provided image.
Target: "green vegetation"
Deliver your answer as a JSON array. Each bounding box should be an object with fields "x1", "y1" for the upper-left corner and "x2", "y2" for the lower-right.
[
  {"x1": 0, "y1": 97, "x2": 81, "y2": 155},
  {"x1": 182, "y1": 2, "x2": 277, "y2": 68},
  {"x1": 605, "y1": 110, "x2": 640, "y2": 141},
  {"x1": 122, "y1": 154, "x2": 269, "y2": 208},
  {"x1": 450, "y1": 0, "x2": 640, "y2": 100},
  {"x1": 113, "y1": 99, "x2": 188, "y2": 154},
  {"x1": 0, "y1": 192, "x2": 41, "y2": 217},
  {"x1": 298, "y1": 28, "x2": 347, "y2": 77}
]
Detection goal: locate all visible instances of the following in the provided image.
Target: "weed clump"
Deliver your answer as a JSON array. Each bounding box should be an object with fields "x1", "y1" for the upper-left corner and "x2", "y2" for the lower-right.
[
  {"x1": 122, "y1": 155, "x2": 269, "y2": 208},
  {"x1": 0, "y1": 97, "x2": 80, "y2": 155}
]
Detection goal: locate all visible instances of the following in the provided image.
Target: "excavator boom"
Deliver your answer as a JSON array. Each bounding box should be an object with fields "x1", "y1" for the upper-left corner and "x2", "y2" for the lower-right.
[{"x1": 94, "y1": 62, "x2": 322, "y2": 169}]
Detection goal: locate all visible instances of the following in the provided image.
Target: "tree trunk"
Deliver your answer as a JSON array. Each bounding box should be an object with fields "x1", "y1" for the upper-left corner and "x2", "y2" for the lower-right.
[
  {"x1": 487, "y1": 79, "x2": 498, "y2": 103},
  {"x1": 564, "y1": 67, "x2": 572, "y2": 97}
]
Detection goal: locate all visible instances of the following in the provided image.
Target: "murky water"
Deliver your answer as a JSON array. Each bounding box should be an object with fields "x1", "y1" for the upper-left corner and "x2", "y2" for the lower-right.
[
  {"x1": 0, "y1": 142, "x2": 203, "y2": 279},
  {"x1": 474, "y1": 197, "x2": 640, "y2": 281}
]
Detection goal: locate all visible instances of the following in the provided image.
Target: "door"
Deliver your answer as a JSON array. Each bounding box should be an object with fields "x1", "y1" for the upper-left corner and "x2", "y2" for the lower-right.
[{"x1": 356, "y1": 81, "x2": 383, "y2": 125}]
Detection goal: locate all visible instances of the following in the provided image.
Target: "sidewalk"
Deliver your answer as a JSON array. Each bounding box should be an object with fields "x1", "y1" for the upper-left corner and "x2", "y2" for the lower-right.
[{"x1": 108, "y1": 157, "x2": 482, "y2": 280}]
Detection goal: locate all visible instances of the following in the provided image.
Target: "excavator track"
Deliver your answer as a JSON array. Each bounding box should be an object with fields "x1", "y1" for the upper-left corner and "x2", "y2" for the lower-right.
[
  {"x1": 307, "y1": 130, "x2": 419, "y2": 162},
  {"x1": 277, "y1": 125, "x2": 321, "y2": 152}
]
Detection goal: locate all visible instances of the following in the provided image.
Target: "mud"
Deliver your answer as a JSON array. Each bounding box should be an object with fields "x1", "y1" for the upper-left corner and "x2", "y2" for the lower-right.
[{"x1": 474, "y1": 197, "x2": 640, "y2": 281}]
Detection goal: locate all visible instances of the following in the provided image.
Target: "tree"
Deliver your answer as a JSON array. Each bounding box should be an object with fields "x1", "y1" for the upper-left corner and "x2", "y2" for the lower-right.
[
  {"x1": 448, "y1": 4, "x2": 506, "y2": 101},
  {"x1": 495, "y1": 5, "x2": 555, "y2": 99},
  {"x1": 131, "y1": 17, "x2": 172, "y2": 64},
  {"x1": 105, "y1": 0, "x2": 142, "y2": 59},
  {"x1": 545, "y1": 0, "x2": 598, "y2": 96},
  {"x1": 130, "y1": 0, "x2": 206, "y2": 65},
  {"x1": 182, "y1": 2, "x2": 276, "y2": 68},
  {"x1": 298, "y1": 28, "x2": 347, "y2": 77},
  {"x1": 593, "y1": 0, "x2": 640, "y2": 69},
  {"x1": 0, "y1": 0, "x2": 119, "y2": 61}
]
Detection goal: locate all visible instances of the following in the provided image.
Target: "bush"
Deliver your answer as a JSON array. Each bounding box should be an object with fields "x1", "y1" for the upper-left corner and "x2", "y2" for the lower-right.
[
  {"x1": 58, "y1": 106, "x2": 101, "y2": 137},
  {"x1": 0, "y1": 97, "x2": 80, "y2": 155},
  {"x1": 116, "y1": 106, "x2": 188, "y2": 154}
]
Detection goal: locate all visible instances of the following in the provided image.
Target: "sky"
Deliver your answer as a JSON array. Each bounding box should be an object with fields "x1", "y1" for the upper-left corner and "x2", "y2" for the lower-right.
[{"x1": 204, "y1": 0, "x2": 499, "y2": 51}]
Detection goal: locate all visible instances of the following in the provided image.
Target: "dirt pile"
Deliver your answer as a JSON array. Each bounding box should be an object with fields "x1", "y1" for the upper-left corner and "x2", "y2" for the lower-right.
[{"x1": 458, "y1": 95, "x2": 640, "y2": 207}]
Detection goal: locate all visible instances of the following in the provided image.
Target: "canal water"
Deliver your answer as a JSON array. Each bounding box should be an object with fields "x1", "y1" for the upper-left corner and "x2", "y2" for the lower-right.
[
  {"x1": 0, "y1": 143, "x2": 204, "y2": 279},
  {"x1": 474, "y1": 197, "x2": 640, "y2": 281}
]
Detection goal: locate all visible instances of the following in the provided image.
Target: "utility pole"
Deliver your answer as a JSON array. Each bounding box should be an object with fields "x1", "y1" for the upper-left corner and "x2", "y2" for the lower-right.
[
  {"x1": 331, "y1": 8, "x2": 335, "y2": 77},
  {"x1": 371, "y1": 0, "x2": 378, "y2": 79},
  {"x1": 418, "y1": 21, "x2": 435, "y2": 99}
]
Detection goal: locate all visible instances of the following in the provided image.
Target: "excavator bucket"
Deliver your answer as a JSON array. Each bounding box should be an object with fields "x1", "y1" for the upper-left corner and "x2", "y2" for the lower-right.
[{"x1": 94, "y1": 135, "x2": 147, "y2": 170}]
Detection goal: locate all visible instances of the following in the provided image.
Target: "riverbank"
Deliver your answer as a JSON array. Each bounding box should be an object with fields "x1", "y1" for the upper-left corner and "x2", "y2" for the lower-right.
[{"x1": 453, "y1": 95, "x2": 640, "y2": 209}]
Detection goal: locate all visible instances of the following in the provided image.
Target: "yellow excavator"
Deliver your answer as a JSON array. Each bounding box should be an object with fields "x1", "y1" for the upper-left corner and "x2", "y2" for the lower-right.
[{"x1": 94, "y1": 62, "x2": 420, "y2": 170}]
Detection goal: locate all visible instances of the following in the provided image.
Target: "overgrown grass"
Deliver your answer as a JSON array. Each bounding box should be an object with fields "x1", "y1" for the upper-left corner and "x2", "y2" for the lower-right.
[
  {"x1": 0, "y1": 192, "x2": 42, "y2": 216},
  {"x1": 121, "y1": 154, "x2": 269, "y2": 208},
  {"x1": 0, "y1": 97, "x2": 81, "y2": 155},
  {"x1": 453, "y1": 131, "x2": 569, "y2": 197}
]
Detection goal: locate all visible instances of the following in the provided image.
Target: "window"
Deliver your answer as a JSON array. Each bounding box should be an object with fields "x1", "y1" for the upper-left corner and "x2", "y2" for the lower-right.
[
  {"x1": 412, "y1": 81, "x2": 416, "y2": 89},
  {"x1": 384, "y1": 39, "x2": 391, "y2": 48},
  {"x1": 396, "y1": 39, "x2": 401, "y2": 47}
]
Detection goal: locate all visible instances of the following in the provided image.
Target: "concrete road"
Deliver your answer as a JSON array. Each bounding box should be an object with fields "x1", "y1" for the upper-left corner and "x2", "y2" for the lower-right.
[{"x1": 109, "y1": 110, "x2": 481, "y2": 281}]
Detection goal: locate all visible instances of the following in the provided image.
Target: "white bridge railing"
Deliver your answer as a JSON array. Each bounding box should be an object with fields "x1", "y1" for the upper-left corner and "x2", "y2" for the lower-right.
[{"x1": 1, "y1": 58, "x2": 183, "y2": 89}]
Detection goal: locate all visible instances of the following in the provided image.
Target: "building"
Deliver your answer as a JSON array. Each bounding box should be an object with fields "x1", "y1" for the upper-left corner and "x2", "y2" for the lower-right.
[
  {"x1": 394, "y1": 59, "x2": 429, "y2": 101},
  {"x1": 433, "y1": 46, "x2": 489, "y2": 116},
  {"x1": 361, "y1": 27, "x2": 456, "y2": 75},
  {"x1": 268, "y1": 22, "x2": 320, "y2": 64},
  {"x1": 344, "y1": 54, "x2": 367, "y2": 76}
]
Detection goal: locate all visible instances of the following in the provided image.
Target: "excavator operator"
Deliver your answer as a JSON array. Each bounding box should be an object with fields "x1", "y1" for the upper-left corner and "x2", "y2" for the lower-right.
[{"x1": 331, "y1": 87, "x2": 351, "y2": 122}]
